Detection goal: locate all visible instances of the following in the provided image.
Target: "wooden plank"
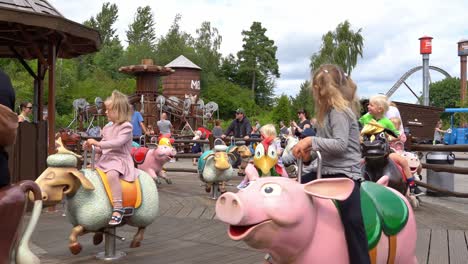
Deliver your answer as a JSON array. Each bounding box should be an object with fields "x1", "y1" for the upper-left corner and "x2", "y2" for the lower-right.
[
  {"x1": 448, "y1": 230, "x2": 468, "y2": 264},
  {"x1": 416, "y1": 228, "x2": 431, "y2": 264},
  {"x1": 187, "y1": 206, "x2": 206, "y2": 218},
  {"x1": 199, "y1": 205, "x2": 216, "y2": 219},
  {"x1": 428, "y1": 229, "x2": 448, "y2": 264}
]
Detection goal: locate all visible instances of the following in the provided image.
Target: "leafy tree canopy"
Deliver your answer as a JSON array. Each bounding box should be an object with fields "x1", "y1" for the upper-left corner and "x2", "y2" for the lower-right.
[
  {"x1": 126, "y1": 6, "x2": 157, "y2": 46},
  {"x1": 237, "y1": 22, "x2": 280, "y2": 106},
  {"x1": 310, "y1": 20, "x2": 363, "y2": 76}
]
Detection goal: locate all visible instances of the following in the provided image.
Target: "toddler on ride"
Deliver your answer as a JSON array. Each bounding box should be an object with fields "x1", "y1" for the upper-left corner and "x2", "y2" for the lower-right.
[
  {"x1": 84, "y1": 90, "x2": 137, "y2": 226},
  {"x1": 360, "y1": 95, "x2": 423, "y2": 198},
  {"x1": 237, "y1": 124, "x2": 288, "y2": 189}
]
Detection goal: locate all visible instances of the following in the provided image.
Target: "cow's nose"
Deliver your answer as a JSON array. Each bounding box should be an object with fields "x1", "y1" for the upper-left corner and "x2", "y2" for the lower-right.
[
  {"x1": 216, "y1": 192, "x2": 244, "y2": 225},
  {"x1": 41, "y1": 192, "x2": 48, "y2": 201}
]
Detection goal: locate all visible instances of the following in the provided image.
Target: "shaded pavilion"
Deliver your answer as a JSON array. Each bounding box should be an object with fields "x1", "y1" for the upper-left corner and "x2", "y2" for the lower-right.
[{"x1": 0, "y1": 0, "x2": 101, "y2": 156}]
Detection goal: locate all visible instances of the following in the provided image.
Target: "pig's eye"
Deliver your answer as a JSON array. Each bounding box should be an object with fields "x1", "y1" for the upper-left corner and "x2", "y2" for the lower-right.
[
  {"x1": 261, "y1": 183, "x2": 281, "y2": 196},
  {"x1": 255, "y1": 144, "x2": 265, "y2": 159},
  {"x1": 267, "y1": 145, "x2": 277, "y2": 159}
]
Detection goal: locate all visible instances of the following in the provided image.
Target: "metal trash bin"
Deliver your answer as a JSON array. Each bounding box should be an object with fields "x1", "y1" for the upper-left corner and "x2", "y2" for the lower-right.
[{"x1": 425, "y1": 151, "x2": 455, "y2": 196}]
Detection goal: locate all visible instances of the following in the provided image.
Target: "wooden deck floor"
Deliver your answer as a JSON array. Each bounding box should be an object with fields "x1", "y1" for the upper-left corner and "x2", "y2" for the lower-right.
[{"x1": 30, "y1": 162, "x2": 468, "y2": 264}]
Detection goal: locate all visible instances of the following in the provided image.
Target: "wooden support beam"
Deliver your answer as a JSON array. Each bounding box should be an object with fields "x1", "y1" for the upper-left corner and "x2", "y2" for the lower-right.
[
  {"x1": 36, "y1": 61, "x2": 44, "y2": 121},
  {"x1": 410, "y1": 144, "x2": 468, "y2": 152},
  {"x1": 415, "y1": 180, "x2": 468, "y2": 198},
  {"x1": 422, "y1": 163, "x2": 468, "y2": 175},
  {"x1": 47, "y1": 39, "x2": 56, "y2": 155},
  {"x1": 174, "y1": 153, "x2": 202, "y2": 159},
  {"x1": 9, "y1": 46, "x2": 37, "y2": 79},
  {"x1": 162, "y1": 167, "x2": 198, "y2": 173}
]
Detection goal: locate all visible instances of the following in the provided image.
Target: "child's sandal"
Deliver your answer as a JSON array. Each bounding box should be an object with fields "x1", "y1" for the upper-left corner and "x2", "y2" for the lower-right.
[{"x1": 109, "y1": 209, "x2": 125, "y2": 226}]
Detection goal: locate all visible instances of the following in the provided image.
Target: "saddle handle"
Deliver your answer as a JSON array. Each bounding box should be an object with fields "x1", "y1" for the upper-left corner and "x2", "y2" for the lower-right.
[
  {"x1": 139, "y1": 135, "x2": 146, "y2": 147},
  {"x1": 214, "y1": 138, "x2": 225, "y2": 146},
  {"x1": 82, "y1": 145, "x2": 96, "y2": 170},
  {"x1": 296, "y1": 150, "x2": 322, "y2": 183}
]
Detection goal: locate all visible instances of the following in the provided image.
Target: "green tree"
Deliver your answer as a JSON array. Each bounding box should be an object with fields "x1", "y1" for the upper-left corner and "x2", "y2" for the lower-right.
[
  {"x1": 310, "y1": 20, "x2": 364, "y2": 76},
  {"x1": 194, "y1": 21, "x2": 222, "y2": 75},
  {"x1": 155, "y1": 14, "x2": 196, "y2": 65},
  {"x1": 84, "y1": 2, "x2": 120, "y2": 45},
  {"x1": 430, "y1": 77, "x2": 462, "y2": 122},
  {"x1": 126, "y1": 6, "x2": 156, "y2": 46},
  {"x1": 219, "y1": 54, "x2": 239, "y2": 83},
  {"x1": 237, "y1": 22, "x2": 280, "y2": 105},
  {"x1": 271, "y1": 94, "x2": 292, "y2": 124},
  {"x1": 82, "y1": 2, "x2": 123, "y2": 79},
  {"x1": 201, "y1": 74, "x2": 256, "y2": 120},
  {"x1": 291, "y1": 80, "x2": 314, "y2": 117}
]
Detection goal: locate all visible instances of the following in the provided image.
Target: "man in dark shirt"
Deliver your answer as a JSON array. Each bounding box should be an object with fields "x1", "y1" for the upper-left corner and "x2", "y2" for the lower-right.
[
  {"x1": 0, "y1": 70, "x2": 15, "y2": 188},
  {"x1": 222, "y1": 108, "x2": 252, "y2": 140}
]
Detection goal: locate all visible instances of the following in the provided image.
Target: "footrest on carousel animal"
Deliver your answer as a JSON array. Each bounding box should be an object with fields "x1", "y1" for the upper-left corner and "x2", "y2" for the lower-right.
[{"x1": 122, "y1": 207, "x2": 135, "y2": 216}]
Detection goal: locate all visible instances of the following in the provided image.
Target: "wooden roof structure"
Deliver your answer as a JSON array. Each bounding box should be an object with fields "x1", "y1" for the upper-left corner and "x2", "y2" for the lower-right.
[
  {"x1": 119, "y1": 59, "x2": 174, "y2": 76},
  {"x1": 0, "y1": 0, "x2": 101, "y2": 154},
  {"x1": 0, "y1": 0, "x2": 100, "y2": 58}
]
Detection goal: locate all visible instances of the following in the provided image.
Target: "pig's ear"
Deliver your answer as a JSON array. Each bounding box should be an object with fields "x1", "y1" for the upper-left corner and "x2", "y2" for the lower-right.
[
  {"x1": 303, "y1": 178, "x2": 354, "y2": 201},
  {"x1": 244, "y1": 163, "x2": 259, "y2": 181},
  {"x1": 376, "y1": 175, "x2": 389, "y2": 187}
]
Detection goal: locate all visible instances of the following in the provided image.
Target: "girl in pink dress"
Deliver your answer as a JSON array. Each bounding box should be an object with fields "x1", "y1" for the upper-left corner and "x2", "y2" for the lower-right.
[{"x1": 84, "y1": 90, "x2": 137, "y2": 225}]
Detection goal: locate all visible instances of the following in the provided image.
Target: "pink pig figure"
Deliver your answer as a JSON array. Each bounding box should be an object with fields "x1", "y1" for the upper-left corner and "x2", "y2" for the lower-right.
[
  {"x1": 216, "y1": 176, "x2": 418, "y2": 264},
  {"x1": 137, "y1": 144, "x2": 177, "y2": 185}
]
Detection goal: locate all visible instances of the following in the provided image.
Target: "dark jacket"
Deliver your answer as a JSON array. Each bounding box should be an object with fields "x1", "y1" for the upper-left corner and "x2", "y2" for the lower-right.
[
  {"x1": 0, "y1": 70, "x2": 15, "y2": 111},
  {"x1": 0, "y1": 70, "x2": 15, "y2": 187},
  {"x1": 225, "y1": 117, "x2": 252, "y2": 138}
]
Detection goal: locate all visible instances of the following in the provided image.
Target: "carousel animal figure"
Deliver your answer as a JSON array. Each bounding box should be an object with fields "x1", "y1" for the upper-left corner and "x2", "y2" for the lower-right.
[
  {"x1": 228, "y1": 144, "x2": 253, "y2": 175},
  {"x1": 0, "y1": 181, "x2": 42, "y2": 264},
  {"x1": 132, "y1": 137, "x2": 177, "y2": 185},
  {"x1": 360, "y1": 121, "x2": 407, "y2": 194},
  {"x1": 238, "y1": 135, "x2": 288, "y2": 188},
  {"x1": 198, "y1": 144, "x2": 235, "y2": 194},
  {"x1": 215, "y1": 176, "x2": 418, "y2": 264},
  {"x1": 58, "y1": 128, "x2": 82, "y2": 154},
  {"x1": 360, "y1": 121, "x2": 419, "y2": 208},
  {"x1": 56, "y1": 132, "x2": 82, "y2": 159},
  {"x1": 35, "y1": 142, "x2": 159, "y2": 255}
]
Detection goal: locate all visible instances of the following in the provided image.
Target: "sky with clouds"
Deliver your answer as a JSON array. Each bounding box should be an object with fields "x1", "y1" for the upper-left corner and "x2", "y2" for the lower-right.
[{"x1": 50, "y1": 0, "x2": 467, "y2": 103}]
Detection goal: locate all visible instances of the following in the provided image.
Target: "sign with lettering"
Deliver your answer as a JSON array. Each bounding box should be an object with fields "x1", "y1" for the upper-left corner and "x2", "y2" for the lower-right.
[
  {"x1": 407, "y1": 120, "x2": 423, "y2": 126},
  {"x1": 191, "y1": 80, "x2": 200, "y2": 90}
]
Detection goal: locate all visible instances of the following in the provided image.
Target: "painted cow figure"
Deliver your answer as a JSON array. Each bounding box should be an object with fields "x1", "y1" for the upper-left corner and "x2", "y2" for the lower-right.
[
  {"x1": 216, "y1": 177, "x2": 417, "y2": 264},
  {"x1": 35, "y1": 153, "x2": 158, "y2": 255}
]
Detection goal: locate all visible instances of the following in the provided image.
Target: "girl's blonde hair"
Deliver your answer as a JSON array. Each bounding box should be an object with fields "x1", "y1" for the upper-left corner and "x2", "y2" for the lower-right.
[
  {"x1": 260, "y1": 124, "x2": 277, "y2": 138},
  {"x1": 105, "y1": 90, "x2": 132, "y2": 124},
  {"x1": 311, "y1": 64, "x2": 358, "y2": 126},
  {"x1": 369, "y1": 94, "x2": 389, "y2": 114}
]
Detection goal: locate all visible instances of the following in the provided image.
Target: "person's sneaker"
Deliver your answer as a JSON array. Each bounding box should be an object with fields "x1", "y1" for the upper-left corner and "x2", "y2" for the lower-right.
[{"x1": 410, "y1": 185, "x2": 425, "y2": 196}]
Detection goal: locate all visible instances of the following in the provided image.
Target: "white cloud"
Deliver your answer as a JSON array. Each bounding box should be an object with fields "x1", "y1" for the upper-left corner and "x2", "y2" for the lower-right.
[{"x1": 50, "y1": 0, "x2": 467, "y2": 103}]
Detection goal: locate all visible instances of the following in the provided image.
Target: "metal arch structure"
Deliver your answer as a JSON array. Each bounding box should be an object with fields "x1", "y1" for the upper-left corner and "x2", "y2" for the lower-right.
[{"x1": 386, "y1": 66, "x2": 452, "y2": 98}]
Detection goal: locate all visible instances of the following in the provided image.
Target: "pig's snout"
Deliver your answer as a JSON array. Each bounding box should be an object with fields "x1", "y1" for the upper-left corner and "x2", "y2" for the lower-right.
[{"x1": 216, "y1": 192, "x2": 244, "y2": 225}]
